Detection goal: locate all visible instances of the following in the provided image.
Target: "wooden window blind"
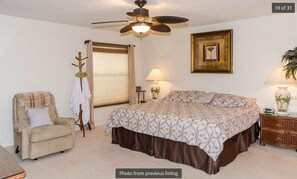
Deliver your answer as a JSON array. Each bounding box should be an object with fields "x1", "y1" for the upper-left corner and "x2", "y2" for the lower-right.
[{"x1": 93, "y1": 42, "x2": 129, "y2": 107}]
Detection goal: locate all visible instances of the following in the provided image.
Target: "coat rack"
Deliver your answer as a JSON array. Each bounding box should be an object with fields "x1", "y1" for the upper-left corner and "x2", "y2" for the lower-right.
[{"x1": 72, "y1": 52, "x2": 91, "y2": 137}]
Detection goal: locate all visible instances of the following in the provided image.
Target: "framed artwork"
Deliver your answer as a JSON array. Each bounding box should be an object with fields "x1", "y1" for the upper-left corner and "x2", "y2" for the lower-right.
[{"x1": 191, "y1": 29, "x2": 233, "y2": 73}]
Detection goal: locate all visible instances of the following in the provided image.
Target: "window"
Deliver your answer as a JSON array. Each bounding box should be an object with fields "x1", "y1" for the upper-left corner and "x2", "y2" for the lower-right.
[{"x1": 92, "y1": 43, "x2": 129, "y2": 107}]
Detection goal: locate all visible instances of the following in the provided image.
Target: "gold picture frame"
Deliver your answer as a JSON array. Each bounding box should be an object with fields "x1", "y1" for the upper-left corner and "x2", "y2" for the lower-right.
[{"x1": 191, "y1": 29, "x2": 233, "y2": 73}]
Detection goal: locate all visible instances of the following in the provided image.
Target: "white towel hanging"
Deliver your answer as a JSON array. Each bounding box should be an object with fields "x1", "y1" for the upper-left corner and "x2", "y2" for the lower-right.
[{"x1": 70, "y1": 77, "x2": 91, "y2": 125}]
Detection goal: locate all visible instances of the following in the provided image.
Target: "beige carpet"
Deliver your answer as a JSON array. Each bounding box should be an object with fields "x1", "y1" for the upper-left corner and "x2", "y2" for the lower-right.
[{"x1": 5, "y1": 125, "x2": 297, "y2": 179}]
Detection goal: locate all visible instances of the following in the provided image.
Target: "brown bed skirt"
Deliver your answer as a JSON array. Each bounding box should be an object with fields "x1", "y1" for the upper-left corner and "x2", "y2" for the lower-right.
[{"x1": 112, "y1": 122, "x2": 259, "y2": 174}]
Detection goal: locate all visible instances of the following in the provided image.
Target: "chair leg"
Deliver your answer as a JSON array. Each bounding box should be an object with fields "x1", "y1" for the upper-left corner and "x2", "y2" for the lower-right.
[{"x1": 15, "y1": 146, "x2": 19, "y2": 154}]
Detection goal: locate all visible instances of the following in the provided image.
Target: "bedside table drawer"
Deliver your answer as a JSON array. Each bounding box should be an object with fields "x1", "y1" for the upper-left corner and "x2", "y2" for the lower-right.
[
  {"x1": 292, "y1": 134, "x2": 297, "y2": 146},
  {"x1": 261, "y1": 116, "x2": 293, "y2": 131},
  {"x1": 262, "y1": 129, "x2": 297, "y2": 147},
  {"x1": 291, "y1": 120, "x2": 297, "y2": 132}
]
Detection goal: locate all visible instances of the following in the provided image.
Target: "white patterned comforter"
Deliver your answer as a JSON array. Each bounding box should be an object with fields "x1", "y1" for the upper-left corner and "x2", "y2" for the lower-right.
[{"x1": 105, "y1": 100, "x2": 260, "y2": 161}]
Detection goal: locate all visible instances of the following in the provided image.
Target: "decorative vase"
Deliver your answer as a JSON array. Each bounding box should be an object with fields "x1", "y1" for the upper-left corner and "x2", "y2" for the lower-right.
[
  {"x1": 151, "y1": 87, "x2": 160, "y2": 100},
  {"x1": 152, "y1": 91, "x2": 159, "y2": 99},
  {"x1": 275, "y1": 87, "x2": 291, "y2": 113}
]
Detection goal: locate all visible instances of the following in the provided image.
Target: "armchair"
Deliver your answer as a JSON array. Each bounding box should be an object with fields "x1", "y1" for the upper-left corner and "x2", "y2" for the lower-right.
[{"x1": 13, "y1": 92, "x2": 75, "y2": 160}]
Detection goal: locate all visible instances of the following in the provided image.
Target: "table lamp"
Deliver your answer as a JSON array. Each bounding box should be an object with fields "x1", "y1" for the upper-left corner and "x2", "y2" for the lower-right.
[
  {"x1": 146, "y1": 69, "x2": 165, "y2": 99},
  {"x1": 265, "y1": 66, "x2": 297, "y2": 114}
]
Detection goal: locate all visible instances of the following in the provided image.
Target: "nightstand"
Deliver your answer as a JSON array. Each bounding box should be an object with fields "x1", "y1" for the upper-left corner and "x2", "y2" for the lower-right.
[
  {"x1": 260, "y1": 113, "x2": 297, "y2": 151},
  {"x1": 136, "y1": 86, "x2": 147, "y2": 103}
]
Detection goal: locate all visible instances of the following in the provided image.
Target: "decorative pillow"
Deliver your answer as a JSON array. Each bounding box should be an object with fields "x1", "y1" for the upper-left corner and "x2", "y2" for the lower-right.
[
  {"x1": 192, "y1": 92, "x2": 216, "y2": 104},
  {"x1": 209, "y1": 93, "x2": 249, "y2": 108},
  {"x1": 163, "y1": 90, "x2": 205, "y2": 103},
  {"x1": 27, "y1": 107, "x2": 53, "y2": 128},
  {"x1": 245, "y1": 98, "x2": 257, "y2": 107}
]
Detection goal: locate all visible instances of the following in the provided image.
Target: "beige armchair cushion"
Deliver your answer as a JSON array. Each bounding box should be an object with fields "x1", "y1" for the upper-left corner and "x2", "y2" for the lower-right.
[{"x1": 30, "y1": 125, "x2": 72, "y2": 143}]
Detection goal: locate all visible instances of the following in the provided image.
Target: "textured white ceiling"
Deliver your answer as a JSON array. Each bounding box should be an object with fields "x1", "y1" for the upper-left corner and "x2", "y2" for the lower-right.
[{"x1": 0, "y1": 0, "x2": 290, "y2": 31}]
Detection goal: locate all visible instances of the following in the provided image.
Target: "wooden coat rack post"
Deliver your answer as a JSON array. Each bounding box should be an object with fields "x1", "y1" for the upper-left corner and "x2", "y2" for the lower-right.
[{"x1": 72, "y1": 52, "x2": 91, "y2": 137}]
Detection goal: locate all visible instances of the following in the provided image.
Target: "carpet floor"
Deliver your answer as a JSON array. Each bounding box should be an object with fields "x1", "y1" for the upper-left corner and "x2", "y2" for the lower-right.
[{"x1": 6, "y1": 125, "x2": 297, "y2": 179}]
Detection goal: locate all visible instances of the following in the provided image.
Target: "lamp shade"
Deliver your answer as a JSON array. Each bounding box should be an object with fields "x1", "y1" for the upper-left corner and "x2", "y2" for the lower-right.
[
  {"x1": 265, "y1": 67, "x2": 297, "y2": 84},
  {"x1": 146, "y1": 69, "x2": 165, "y2": 81},
  {"x1": 132, "y1": 23, "x2": 150, "y2": 34}
]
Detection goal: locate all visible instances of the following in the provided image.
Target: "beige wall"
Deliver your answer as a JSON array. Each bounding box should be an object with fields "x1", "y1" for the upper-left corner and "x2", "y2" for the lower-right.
[{"x1": 138, "y1": 14, "x2": 297, "y2": 111}]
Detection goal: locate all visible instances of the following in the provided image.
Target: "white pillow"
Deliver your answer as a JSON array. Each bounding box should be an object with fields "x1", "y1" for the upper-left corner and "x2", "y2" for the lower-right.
[
  {"x1": 27, "y1": 107, "x2": 53, "y2": 128},
  {"x1": 192, "y1": 92, "x2": 216, "y2": 104}
]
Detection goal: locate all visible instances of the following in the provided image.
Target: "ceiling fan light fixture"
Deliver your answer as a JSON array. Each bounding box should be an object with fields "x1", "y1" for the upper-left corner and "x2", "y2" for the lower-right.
[
  {"x1": 92, "y1": 0, "x2": 189, "y2": 36},
  {"x1": 132, "y1": 22, "x2": 150, "y2": 34}
]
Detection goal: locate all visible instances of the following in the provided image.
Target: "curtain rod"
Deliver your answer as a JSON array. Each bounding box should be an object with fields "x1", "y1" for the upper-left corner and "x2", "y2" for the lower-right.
[{"x1": 84, "y1": 40, "x2": 135, "y2": 47}]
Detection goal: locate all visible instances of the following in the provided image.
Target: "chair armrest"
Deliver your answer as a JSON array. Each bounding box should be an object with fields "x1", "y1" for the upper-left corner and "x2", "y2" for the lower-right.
[
  {"x1": 56, "y1": 117, "x2": 75, "y2": 146},
  {"x1": 14, "y1": 124, "x2": 30, "y2": 134},
  {"x1": 14, "y1": 124, "x2": 30, "y2": 159},
  {"x1": 55, "y1": 117, "x2": 75, "y2": 127}
]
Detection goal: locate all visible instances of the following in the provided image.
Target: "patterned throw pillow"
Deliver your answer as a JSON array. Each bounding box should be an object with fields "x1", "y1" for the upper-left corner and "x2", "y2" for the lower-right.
[
  {"x1": 245, "y1": 98, "x2": 257, "y2": 107},
  {"x1": 209, "y1": 93, "x2": 251, "y2": 108},
  {"x1": 191, "y1": 92, "x2": 216, "y2": 104},
  {"x1": 163, "y1": 90, "x2": 205, "y2": 103}
]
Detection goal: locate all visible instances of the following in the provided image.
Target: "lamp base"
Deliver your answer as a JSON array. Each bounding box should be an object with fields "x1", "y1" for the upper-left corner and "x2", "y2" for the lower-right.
[
  {"x1": 275, "y1": 86, "x2": 291, "y2": 114},
  {"x1": 151, "y1": 84, "x2": 160, "y2": 100}
]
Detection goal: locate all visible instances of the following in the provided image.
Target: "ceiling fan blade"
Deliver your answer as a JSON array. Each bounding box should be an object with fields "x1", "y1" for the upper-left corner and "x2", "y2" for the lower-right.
[
  {"x1": 91, "y1": 20, "x2": 128, "y2": 25},
  {"x1": 127, "y1": 12, "x2": 136, "y2": 17},
  {"x1": 150, "y1": 23, "x2": 171, "y2": 33},
  {"x1": 120, "y1": 25, "x2": 132, "y2": 33},
  {"x1": 153, "y1": 16, "x2": 188, "y2": 24}
]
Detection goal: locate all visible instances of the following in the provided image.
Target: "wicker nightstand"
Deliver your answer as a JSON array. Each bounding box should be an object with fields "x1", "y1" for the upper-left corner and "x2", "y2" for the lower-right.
[{"x1": 260, "y1": 113, "x2": 297, "y2": 151}]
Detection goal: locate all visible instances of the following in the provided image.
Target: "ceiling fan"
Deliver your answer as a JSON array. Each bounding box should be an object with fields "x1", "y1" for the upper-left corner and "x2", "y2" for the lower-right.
[{"x1": 91, "y1": 0, "x2": 189, "y2": 35}]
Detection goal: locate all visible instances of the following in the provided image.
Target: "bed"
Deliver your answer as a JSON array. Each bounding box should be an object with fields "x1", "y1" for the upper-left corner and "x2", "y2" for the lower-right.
[{"x1": 106, "y1": 91, "x2": 260, "y2": 174}]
